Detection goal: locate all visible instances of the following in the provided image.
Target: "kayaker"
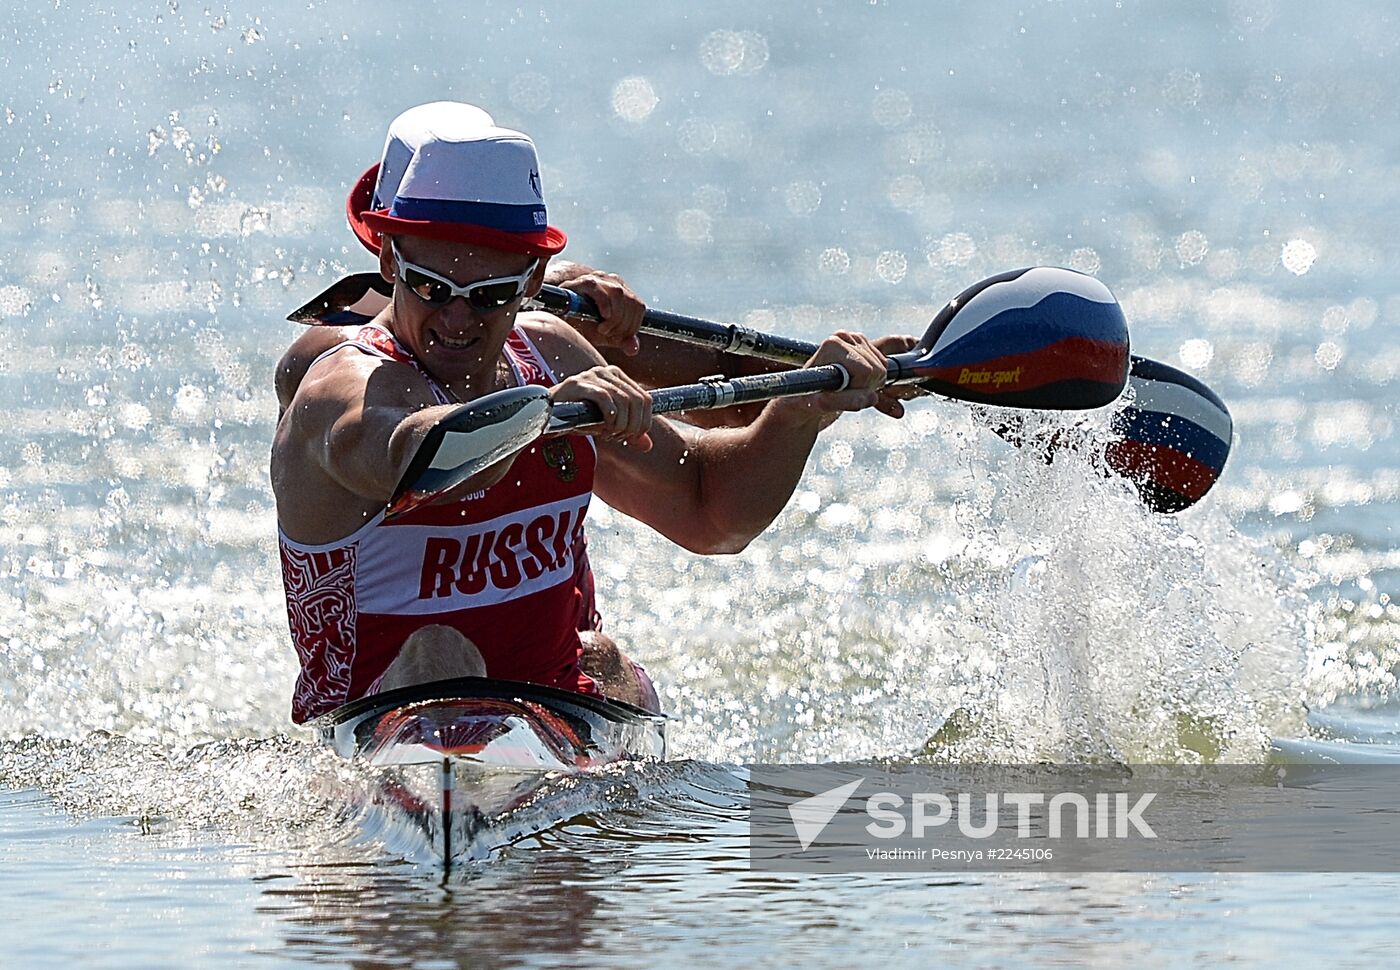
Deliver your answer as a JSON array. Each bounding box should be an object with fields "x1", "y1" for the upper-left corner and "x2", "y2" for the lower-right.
[{"x1": 271, "y1": 101, "x2": 910, "y2": 723}]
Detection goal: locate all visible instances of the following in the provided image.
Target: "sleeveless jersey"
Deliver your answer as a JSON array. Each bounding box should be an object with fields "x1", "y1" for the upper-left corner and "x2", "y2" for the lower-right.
[{"x1": 278, "y1": 323, "x2": 601, "y2": 723}]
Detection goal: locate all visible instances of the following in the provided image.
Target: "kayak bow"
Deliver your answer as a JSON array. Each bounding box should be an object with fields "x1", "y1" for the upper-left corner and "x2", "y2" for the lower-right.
[{"x1": 315, "y1": 677, "x2": 665, "y2": 867}]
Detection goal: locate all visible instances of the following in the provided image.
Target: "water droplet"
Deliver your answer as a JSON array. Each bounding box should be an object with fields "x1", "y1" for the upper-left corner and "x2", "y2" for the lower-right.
[
  {"x1": 885, "y1": 174, "x2": 924, "y2": 210},
  {"x1": 1175, "y1": 230, "x2": 1209, "y2": 266},
  {"x1": 238, "y1": 207, "x2": 272, "y2": 236},
  {"x1": 611, "y1": 76, "x2": 659, "y2": 123},
  {"x1": 875, "y1": 251, "x2": 908, "y2": 284},
  {"x1": 784, "y1": 180, "x2": 821, "y2": 215},
  {"x1": 1178, "y1": 338, "x2": 1214, "y2": 369},
  {"x1": 1162, "y1": 68, "x2": 1203, "y2": 108},
  {"x1": 818, "y1": 248, "x2": 851, "y2": 275},
  {"x1": 1281, "y1": 238, "x2": 1317, "y2": 275},
  {"x1": 871, "y1": 88, "x2": 912, "y2": 128},
  {"x1": 674, "y1": 209, "x2": 712, "y2": 245},
  {"x1": 698, "y1": 30, "x2": 769, "y2": 76},
  {"x1": 1314, "y1": 341, "x2": 1343, "y2": 370},
  {"x1": 676, "y1": 117, "x2": 717, "y2": 154},
  {"x1": 0, "y1": 285, "x2": 33, "y2": 317},
  {"x1": 1069, "y1": 247, "x2": 1101, "y2": 275},
  {"x1": 927, "y1": 232, "x2": 977, "y2": 268},
  {"x1": 508, "y1": 72, "x2": 551, "y2": 113}
]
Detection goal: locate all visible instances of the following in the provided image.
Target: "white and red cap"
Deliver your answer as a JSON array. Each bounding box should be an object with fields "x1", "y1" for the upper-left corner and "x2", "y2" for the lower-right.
[{"x1": 347, "y1": 101, "x2": 567, "y2": 258}]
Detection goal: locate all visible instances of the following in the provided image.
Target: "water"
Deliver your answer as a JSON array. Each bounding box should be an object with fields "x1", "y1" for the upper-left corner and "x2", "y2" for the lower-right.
[{"x1": 3, "y1": 0, "x2": 1400, "y2": 964}]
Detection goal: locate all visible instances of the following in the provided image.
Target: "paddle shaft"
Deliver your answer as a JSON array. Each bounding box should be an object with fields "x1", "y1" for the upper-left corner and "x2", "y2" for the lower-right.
[
  {"x1": 531, "y1": 285, "x2": 816, "y2": 365},
  {"x1": 548, "y1": 356, "x2": 922, "y2": 431}
]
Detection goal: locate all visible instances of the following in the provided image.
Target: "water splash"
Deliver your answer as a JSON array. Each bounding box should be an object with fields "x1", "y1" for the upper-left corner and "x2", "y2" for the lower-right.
[
  {"x1": 0, "y1": 733, "x2": 365, "y2": 841},
  {"x1": 929, "y1": 416, "x2": 1310, "y2": 762},
  {"x1": 596, "y1": 404, "x2": 1313, "y2": 765}
]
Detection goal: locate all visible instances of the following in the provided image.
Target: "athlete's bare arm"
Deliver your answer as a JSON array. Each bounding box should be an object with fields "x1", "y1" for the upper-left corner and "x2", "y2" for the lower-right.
[
  {"x1": 524, "y1": 313, "x2": 901, "y2": 555},
  {"x1": 272, "y1": 349, "x2": 480, "y2": 544}
]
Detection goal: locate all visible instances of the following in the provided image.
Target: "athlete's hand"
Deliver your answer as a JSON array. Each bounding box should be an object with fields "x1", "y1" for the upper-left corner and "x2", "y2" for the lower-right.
[
  {"x1": 550, "y1": 365, "x2": 654, "y2": 451},
  {"x1": 546, "y1": 261, "x2": 646, "y2": 357},
  {"x1": 871, "y1": 333, "x2": 920, "y2": 418},
  {"x1": 771, "y1": 331, "x2": 904, "y2": 428}
]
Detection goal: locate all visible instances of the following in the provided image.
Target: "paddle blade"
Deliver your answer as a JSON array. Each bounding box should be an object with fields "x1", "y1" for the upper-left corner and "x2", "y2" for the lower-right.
[
  {"x1": 1106, "y1": 357, "x2": 1233, "y2": 513},
  {"x1": 288, "y1": 273, "x2": 390, "y2": 324},
  {"x1": 901, "y1": 267, "x2": 1130, "y2": 409},
  {"x1": 385, "y1": 385, "x2": 552, "y2": 520}
]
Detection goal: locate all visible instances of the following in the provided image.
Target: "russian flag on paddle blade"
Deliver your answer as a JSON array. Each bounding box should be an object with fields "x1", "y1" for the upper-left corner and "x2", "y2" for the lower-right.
[
  {"x1": 1107, "y1": 357, "x2": 1233, "y2": 512},
  {"x1": 917, "y1": 267, "x2": 1130, "y2": 408}
]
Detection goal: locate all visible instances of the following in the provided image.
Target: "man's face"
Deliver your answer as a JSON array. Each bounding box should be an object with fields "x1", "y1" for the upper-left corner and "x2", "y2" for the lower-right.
[{"x1": 380, "y1": 235, "x2": 541, "y2": 388}]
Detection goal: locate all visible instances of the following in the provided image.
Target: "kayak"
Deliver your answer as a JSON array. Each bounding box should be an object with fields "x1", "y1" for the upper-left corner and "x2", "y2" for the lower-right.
[{"x1": 314, "y1": 676, "x2": 666, "y2": 867}]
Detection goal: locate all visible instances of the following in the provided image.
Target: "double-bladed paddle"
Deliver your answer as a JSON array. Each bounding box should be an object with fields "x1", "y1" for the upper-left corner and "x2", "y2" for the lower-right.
[
  {"x1": 369, "y1": 267, "x2": 1130, "y2": 518},
  {"x1": 289, "y1": 267, "x2": 1231, "y2": 514}
]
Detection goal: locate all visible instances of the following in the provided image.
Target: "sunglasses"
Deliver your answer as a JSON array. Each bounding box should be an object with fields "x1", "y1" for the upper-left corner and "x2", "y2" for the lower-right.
[{"x1": 392, "y1": 243, "x2": 538, "y2": 311}]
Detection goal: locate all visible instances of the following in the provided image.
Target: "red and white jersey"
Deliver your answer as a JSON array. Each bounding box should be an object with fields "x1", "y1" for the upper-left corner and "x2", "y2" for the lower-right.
[{"x1": 278, "y1": 323, "x2": 601, "y2": 723}]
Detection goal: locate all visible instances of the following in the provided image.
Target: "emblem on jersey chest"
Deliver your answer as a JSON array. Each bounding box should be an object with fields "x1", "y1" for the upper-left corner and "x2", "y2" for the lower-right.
[{"x1": 542, "y1": 439, "x2": 577, "y2": 482}]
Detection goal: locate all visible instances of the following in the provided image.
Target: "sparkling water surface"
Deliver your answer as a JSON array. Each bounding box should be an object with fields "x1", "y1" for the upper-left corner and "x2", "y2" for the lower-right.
[{"x1": 2, "y1": 1, "x2": 1399, "y2": 966}]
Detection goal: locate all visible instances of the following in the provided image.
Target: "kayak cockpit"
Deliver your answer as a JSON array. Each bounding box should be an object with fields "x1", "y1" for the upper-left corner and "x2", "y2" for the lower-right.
[{"x1": 314, "y1": 676, "x2": 666, "y2": 770}]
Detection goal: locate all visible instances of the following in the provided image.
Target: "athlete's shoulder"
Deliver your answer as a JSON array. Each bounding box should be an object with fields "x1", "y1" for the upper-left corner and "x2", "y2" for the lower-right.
[
  {"x1": 281, "y1": 336, "x2": 436, "y2": 439},
  {"x1": 276, "y1": 325, "x2": 356, "y2": 412},
  {"x1": 517, "y1": 309, "x2": 587, "y2": 348},
  {"x1": 517, "y1": 310, "x2": 605, "y2": 379}
]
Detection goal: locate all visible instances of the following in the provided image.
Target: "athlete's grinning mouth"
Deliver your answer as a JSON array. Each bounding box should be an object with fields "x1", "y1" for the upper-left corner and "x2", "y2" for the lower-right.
[{"x1": 430, "y1": 328, "x2": 479, "y2": 352}]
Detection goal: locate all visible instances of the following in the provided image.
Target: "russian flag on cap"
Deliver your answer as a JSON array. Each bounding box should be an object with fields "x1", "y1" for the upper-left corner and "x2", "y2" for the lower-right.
[{"x1": 387, "y1": 131, "x2": 549, "y2": 233}]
